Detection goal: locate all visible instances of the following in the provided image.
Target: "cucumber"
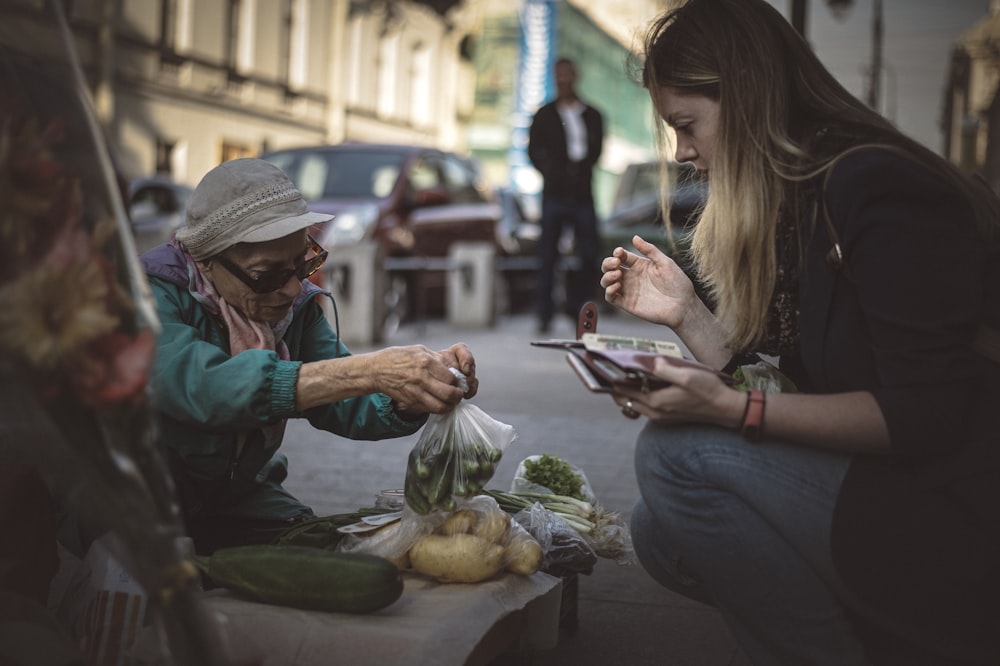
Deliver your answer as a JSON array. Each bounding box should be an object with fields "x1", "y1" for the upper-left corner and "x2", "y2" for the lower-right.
[
  {"x1": 425, "y1": 453, "x2": 454, "y2": 505},
  {"x1": 192, "y1": 545, "x2": 404, "y2": 613}
]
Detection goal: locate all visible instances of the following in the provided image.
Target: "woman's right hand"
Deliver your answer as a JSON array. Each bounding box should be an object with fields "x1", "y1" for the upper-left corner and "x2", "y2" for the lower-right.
[
  {"x1": 368, "y1": 345, "x2": 470, "y2": 415},
  {"x1": 600, "y1": 235, "x2": 698, "y2": 329},
  {"x1": 296, "y1": 344, "x2": 471, "y2": 413}
]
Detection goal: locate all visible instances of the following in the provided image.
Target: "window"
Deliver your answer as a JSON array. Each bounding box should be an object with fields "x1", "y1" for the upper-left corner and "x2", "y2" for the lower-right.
[
  {"x1": 408, "y1": 156, "x2": 440, "y2": 191},
  {"x1": 226, "y1": 0, "x2": 242, "y2": 73},
  {"x1": 377, "y1": 32, "x2": 400, "y2": 119},
  {"x1": 226, "y1": 0, "x2": 255, "y2": 81},
  {"x1": 220, "y1": 140, "x2": 253, "y2": 164},
  {"x1": 160, "y1": 0, "x2": 177, "y2": 51},
  {"x1": 155, "y1": 138, "x2": 175, "y2": 175},
  {"x1": 286, "y1": 0, "x2": 308, "y2": 91},
  {"x1": 409, "y1": 40, "x2": 431, "y2": 127},
  {"x1": 442, "y1": 155, "x2": 483, "y2": 203}
]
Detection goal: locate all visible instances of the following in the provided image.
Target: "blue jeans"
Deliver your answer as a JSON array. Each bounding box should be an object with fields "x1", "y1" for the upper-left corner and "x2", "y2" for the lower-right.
[
  {"x1": 535, "y1": 197, "x2": 600, "y2": 325},
  {"x1": 632, "y1": 423, "x2": 871, "y2": 665}
]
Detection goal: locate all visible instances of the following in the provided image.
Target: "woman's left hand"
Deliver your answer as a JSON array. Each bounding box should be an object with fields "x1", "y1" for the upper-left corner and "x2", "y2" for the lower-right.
[{"x1": 613, "y1": 356, "x2": 744, "y2": 428}]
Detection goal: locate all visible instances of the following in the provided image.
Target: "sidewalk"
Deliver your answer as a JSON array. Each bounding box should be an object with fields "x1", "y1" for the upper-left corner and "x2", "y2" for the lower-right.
[{"x1": 279, "y1": 309, "x2": 752, "y2": 665}]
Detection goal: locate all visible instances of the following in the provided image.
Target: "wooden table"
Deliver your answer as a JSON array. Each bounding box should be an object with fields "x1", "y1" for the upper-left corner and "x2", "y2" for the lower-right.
[{"x1": 192, "y1": 571, "x2": 563, "y2": 666}]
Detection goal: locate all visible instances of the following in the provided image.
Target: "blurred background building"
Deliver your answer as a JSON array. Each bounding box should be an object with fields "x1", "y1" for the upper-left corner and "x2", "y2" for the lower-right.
[
  {"x1": 467, "y1": 0, "x2": 664, "y2": 219},
  {"x1": 5, "y1": 0, "x2": 999, "y2": 207},
  {"x1": 10, "y1": 0, "x2": 482, "y2": 188},
  {"x1": 944, "y1": 0, "x2": 1000, "y2": 190}
]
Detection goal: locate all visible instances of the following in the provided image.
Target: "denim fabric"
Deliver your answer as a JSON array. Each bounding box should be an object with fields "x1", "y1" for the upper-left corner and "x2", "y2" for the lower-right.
[
  {"x1": 632, "y1": 423, "x2": 871, "y2": 665},
  {"x1": 534, "y1": 197, "x2": 600, "y2": 325}
]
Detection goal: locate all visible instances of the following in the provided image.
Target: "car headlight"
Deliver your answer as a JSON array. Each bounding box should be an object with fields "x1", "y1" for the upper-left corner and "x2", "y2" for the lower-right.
[{"x1": 319, "y1": 203, "x2": 379, "y2": 246}]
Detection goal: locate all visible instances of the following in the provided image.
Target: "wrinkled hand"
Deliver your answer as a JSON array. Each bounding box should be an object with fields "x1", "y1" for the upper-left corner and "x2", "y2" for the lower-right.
[
  {"x1": 373, "y1": 343, "x2": 478, "y2": 416},
  {"x1": 436, "y1": 342, "x2": 478, "y2": 398},
  {"x1": 600, "y1": 235, "x2": 699, "y2": 329},
  {"x1": 611, "y1": 356, "x2": 743, "y2": 428}
]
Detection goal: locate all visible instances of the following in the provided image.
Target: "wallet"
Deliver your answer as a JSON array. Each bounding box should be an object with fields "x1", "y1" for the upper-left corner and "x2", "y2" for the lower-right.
[{"x1": 531, "y1": 302, "x2": 735, "y2": 393}]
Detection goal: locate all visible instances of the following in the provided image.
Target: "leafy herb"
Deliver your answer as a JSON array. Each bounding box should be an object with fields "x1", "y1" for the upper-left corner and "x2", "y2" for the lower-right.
[{"x1": 522, "y1": 454, "x2": 585, "y2": 500}]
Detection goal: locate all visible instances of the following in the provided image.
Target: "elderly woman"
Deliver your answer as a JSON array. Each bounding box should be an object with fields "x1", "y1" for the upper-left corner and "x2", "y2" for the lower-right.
[
  {"x1": 600, "y1": 0, "x2": 1000, "y2": 664},
  {"x1": 141, "y1": 158, "x2": 478, "y2": 554}
]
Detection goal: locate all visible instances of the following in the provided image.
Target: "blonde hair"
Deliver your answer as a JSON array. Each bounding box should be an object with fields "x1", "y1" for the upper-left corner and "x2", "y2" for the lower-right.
[{"x1": 637, "y1": 0, "x2": 998, "y2": 351}]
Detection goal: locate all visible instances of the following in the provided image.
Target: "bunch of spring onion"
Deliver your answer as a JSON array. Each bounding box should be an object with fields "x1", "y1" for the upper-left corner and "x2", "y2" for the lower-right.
[
  {"x1": 483, "y1": 488, "x2": 596, "y2": 534},
  {"x1": 483, "y1": 489, "x2": 634, "y2": 563}
]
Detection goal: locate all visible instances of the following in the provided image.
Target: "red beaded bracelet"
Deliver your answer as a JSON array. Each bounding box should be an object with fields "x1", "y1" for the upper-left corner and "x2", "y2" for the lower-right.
[{"x1": 741, "y1": 389, "x2": 766, "y2": 441}]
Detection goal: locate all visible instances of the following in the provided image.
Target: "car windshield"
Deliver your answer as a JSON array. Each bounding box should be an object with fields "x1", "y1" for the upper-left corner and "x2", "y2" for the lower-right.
[{"x1": 265, "y1": 149, "x2": 406, "y2": 200}]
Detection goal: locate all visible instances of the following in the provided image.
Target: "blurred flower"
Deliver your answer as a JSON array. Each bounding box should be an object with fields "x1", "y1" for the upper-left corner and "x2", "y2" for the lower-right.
[
  {"x1": 0, "y1": 103, "x2": 151, "y2": 407},
  {"x1": 0, "y1": 175, "x2": 118, "y2": 366},
  {"x1": 73, "y1": 328, "x2": 155, "y2": 408},
  {"x1": 0, "y1": 110, "x2": 68, "y2": 266}
]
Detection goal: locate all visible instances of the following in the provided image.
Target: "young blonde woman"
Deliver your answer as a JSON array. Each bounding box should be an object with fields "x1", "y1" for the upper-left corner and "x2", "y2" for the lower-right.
[{"x1": 601, "y1": 0, "x2": 1000, "y2": 663}]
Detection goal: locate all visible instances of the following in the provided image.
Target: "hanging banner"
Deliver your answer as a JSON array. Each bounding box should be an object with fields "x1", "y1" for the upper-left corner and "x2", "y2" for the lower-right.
[{"x1": 509, "y1": 0, "x2": 558, "y2": 213}]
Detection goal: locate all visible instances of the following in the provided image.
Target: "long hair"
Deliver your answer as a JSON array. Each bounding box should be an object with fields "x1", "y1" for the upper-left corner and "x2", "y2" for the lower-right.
[{"x1": 638, "y1": 0, "x2": 999, "y2": 351}]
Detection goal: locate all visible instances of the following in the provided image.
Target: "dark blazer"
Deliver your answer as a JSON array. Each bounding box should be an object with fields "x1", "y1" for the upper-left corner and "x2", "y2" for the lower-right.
[
  {"x1": 793, "y1": 147, "x2": 1000, "y2": 663},
  {"x1": 528, "y1": 100, "x2": 603, "y2": 203}
]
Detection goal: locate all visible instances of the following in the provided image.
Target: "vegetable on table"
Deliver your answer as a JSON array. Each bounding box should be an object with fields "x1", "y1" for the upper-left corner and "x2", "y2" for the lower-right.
[
  {"x1": 503, "y1": 532, "x2": 544, "y2": 576},
  {"x1": 409, "y1": 534, "x2": 506, "y2": 583},
  {"x1": 191, "y1": 545, "x2": 404, "y2": 613},
  {"x1": 521, "y1": 454, "x2": 586, "y2": 500},
  {"x1": 484, "y1": 489, "x2": 597, "y2": 534},
  {"x1": 485, "y1": 488, "x2": 634, "y2": 563},
  {"x1": 404, "y1": 436, "x2": 503, "y2": 515},
  {"x1": 406, "y1": 495, "x2": 544, "y2": 583}
]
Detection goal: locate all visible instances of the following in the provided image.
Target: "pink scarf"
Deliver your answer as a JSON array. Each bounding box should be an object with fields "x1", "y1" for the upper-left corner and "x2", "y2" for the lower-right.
[{"x1": 172, "y1": 239, "x2": 292, "y2": 461}]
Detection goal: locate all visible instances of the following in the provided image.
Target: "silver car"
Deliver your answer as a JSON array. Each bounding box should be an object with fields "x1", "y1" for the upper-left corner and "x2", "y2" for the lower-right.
[{"x1": 128, "y1": 176, "x2": 193, "y2": 254}]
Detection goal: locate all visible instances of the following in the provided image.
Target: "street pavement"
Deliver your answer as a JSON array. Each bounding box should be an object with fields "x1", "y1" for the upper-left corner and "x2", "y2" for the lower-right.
[{"x1": 280, "y1": 308, "x2": 753, "y2": 666}]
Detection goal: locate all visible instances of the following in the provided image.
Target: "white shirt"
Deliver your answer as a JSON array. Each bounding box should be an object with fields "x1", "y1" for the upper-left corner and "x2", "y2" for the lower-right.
[{"x1": 557, "y1": 100, "x2": 587, "y2": 162}]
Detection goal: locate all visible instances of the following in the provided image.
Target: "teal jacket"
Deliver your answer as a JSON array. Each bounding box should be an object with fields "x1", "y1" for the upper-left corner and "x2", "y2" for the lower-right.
[{"x1": 141, "y1": 244, "x2": 426, "y2": 521}]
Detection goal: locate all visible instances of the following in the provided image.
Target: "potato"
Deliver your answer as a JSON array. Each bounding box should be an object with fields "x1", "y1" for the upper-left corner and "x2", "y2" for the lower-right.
[
  {"x1": 409, "y1": 534, "x2": 505, "y2": 583},
  {"x1": 505, "y1": 536, "x2": 544, "y2": 576},
  {"x1": 437, "y1": 509, "x2": 477, "y2": 536},
  {"x1": 472, "y1": 508, "x2": 511, "y2": 544}
]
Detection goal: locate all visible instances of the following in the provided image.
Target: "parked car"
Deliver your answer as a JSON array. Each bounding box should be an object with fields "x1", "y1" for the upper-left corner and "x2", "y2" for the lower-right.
[
  {"x1": 493, "y1": 186, "x2": 541, "y2": 314},
  {"x1": 128, "y1": 176, "x2": 193, "y2": 254},
  {"x1": 600, "y1": 160, "x2": 706, "y2": 258},
  {"x1": 261, "y1": 143, "x2": 525, "y2": 325}
]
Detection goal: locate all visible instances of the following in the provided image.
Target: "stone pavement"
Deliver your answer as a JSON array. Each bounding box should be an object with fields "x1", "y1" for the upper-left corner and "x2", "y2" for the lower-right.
[{"x1": 279, "y1": 309, "x2": 753, "y2": 666}]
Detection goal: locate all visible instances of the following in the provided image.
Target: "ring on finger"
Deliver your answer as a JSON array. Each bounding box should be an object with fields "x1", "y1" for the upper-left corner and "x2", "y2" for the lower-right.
[{"x1": 621, "y1": 398, "x2": 640, "y2": 420}]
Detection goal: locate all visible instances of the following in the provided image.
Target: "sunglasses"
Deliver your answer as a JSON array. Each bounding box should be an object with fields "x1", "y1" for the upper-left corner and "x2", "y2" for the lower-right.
[{"x1": 214, "y1": 235, "x2": 328, "y2": 294}]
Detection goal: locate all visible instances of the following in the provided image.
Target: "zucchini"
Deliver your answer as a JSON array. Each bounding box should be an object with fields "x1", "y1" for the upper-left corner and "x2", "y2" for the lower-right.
[{"x1": 192, "y1": 545, "x2": 404, "y2": 613}]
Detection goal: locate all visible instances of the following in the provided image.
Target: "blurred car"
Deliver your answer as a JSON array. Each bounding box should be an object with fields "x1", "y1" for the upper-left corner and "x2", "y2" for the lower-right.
[
  {"x1": 260, "y1": 143, "x2": 516, "y2": 324},
  {"x1": 600, "y1": 160, "x2": 706, "y2": 258},
  {"x1": 128, "y1": 176, "x2": 193, "y2": 254},
  {"x1": 493, "y1": 186, "x2": 541, "y2": 314}
]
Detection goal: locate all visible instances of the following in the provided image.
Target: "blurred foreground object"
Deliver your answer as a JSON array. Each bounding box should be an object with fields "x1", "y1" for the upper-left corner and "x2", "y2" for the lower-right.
[{"x1": 0, "y1": 2, "x2": 227, "y2": 664}]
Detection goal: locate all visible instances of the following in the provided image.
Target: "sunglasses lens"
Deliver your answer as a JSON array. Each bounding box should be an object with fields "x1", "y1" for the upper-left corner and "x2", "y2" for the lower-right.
[
  {"x1": 252, "y1": 272, "x2": 290, "y2": 293},
  {"x1": 300, "y1": 252, "x2": 327, "y2": 279}
]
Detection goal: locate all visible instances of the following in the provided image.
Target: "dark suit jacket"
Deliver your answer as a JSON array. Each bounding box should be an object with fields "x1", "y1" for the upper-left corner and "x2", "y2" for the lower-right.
[
  {"x1": 791, "y1": 147, "x2": 1000, "y2": 663},
  {"x1": 528, "y1": 100, "x2": 603, "y2": 203}
]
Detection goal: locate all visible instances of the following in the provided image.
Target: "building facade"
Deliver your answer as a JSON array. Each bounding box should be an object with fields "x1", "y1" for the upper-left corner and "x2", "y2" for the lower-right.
[
  {"x1": 468, "y1": 0, "x2": 666, "y2": 218},
  {"x1": 5, "y1": 0, "x2": 665, "y2": 207},
  {"x1": 943, "y1": 0, "x2": 1000, "y2": 187},
  {"x1": 4, "y1": 0, "x2": 478, "y2": 186}
]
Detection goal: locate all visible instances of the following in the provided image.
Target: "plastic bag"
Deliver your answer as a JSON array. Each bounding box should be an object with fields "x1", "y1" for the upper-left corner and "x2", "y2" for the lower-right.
[
  {"x1": 511, "y1": 455, "x2": 635, "y2": 565},
  {"x1": 512, "y1": 454, "x2": 596, "y2": 503},
  {"x1": 404, "y1": 372, "x2": 517, "y2": 514},
  {"x1": 335, "y1": 508, "x2": 442, "y2": 570},
  {"x1": 513, "y1": 502, "x2": 597, "y2": 577},
  {"x1": 338, "y1": 495, "x2": 543, "y2": 583},
  {"x1": 586, "y1": 506, "x2": 635, "y2": 565},
  {"x1": 733, "y1": 360, "x2": 798, "y2": 393},
  {"x1": 49, "y1": 533, "x2": 149, "y2": 666}
]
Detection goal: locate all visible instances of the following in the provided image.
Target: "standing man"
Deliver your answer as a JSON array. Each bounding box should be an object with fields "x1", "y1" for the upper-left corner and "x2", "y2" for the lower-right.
[{"x1": 528, "y1": 57, "x2": 604, "y2": 333}]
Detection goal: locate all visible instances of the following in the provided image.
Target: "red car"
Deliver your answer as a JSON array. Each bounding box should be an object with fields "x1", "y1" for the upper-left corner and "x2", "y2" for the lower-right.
[{"x1": 261, "y1": 143, "x2": 506, "y2": 325}]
